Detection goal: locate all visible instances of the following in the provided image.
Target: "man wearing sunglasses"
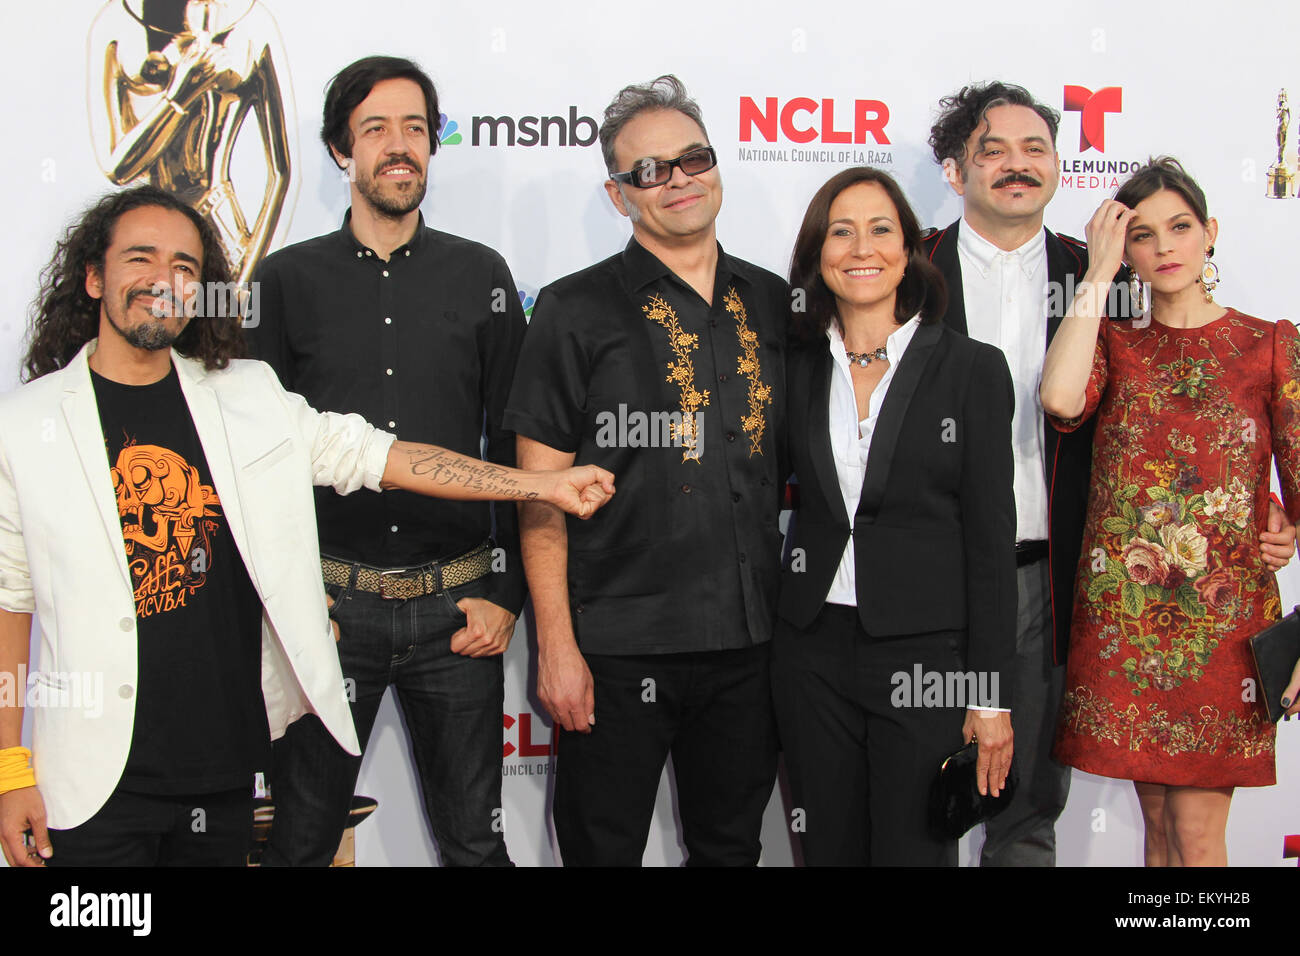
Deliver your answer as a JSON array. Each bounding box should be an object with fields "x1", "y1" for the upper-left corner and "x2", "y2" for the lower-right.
[{"x1": 506, "y1": 75, "x2": 788, "y2": 865}]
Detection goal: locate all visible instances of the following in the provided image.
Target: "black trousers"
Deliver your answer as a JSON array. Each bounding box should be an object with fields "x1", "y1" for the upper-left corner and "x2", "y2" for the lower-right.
[
  {"x1": 46, "y1": 787, "x2": 254, "y2": 867},
  {"x1": 553, "y1": 643, "x2": 778, "y2": 866},
  {"x1": 771, "y1": 604, "x2": 967, "y2": 866}
]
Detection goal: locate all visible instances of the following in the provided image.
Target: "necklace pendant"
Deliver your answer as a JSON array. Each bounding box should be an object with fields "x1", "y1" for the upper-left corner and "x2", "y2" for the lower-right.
[{"x1": 858, "y1": 356, "x2": 869, "y2": 368}]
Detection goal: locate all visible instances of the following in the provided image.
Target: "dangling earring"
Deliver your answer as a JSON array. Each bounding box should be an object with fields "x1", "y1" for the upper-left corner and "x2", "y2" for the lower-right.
[
  {"x1": 1129, "y1": 268, "x2": 1145, "y2": 316},
  {"x1": 1200, "y1": 248, "x2": 1219, "y2": 302}
]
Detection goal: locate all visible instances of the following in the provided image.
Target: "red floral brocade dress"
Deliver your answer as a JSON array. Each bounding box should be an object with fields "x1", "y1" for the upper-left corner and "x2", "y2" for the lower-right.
[{"x1": 1052, "y1": 309, "x2": 1300, "y2": 787}]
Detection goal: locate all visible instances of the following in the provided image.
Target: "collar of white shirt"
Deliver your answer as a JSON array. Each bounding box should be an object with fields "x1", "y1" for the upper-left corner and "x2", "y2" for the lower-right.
[
  {"x1": 957, "y1": 219, "x2": 1047, "y2": 280},
  {"x1": 827, "y1": 313, "x2": 922, "y2": 377}
]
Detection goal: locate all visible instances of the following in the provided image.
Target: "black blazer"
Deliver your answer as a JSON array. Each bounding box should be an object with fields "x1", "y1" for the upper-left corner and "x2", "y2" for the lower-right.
[
  {"x1": 777, "y1": 321, "x2": 1018, "y2": 707},
  {"x1": 922, "y1": 220, "x2": 1098, "y2": 664}
]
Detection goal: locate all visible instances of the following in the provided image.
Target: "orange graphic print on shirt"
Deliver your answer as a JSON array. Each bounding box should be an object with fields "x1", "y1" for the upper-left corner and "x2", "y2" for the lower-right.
[{"x1": 110, "y1": 442, "x2": 222, "y2": 619}]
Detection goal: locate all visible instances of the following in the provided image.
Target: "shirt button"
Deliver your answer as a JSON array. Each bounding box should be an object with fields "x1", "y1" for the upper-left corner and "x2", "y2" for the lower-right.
[
  {"x1": 726, "y1": 431, "x2": 736, "y2": 442},
  {"x1": 382, "y1": 270, "x2": 390, "y2": 277},
  {"x1": 391, "y1": 525, "x2": 399, "y2": 533},
  {"x1": 386, "y1": 368, "x2": 394, "y2": 376},
  {"x1": 388, "y1": 420, "x2": 396, "y2": 428},
  {"x1": 385, "y1": 317, "x2": 392, "y2": 324},
  {"x1": 365, "y1": 250, "x2": 373, "y2": 257},
  {"x1": 574, "y1": 604, "x2": 585, "y2": 615},
  {"x1": 709, "y1": 319, "x2": 718, "y2": 328},
  {"x1": 119, "y1": 617, "x2": 133, "y2": 632},
  {"x1": 731, "y1": 492, "x2": 741, "y2": 503},
  {"x1": 738, "y1": 553, "x2": 748, "y2": 564},
  {"x1": 405, "y1": 250, "x2": 411, "y2": 257},
  {"x1": 118, "y1": 684, "x2": 134, "y2": 699},
  {"x1": 719, "y1": 373, "x2": 728, "y2": 382},
  {"x1": 681, "y1": 483, "x2": 692, "y2": 494},
  {"x1": 356, "y1": 251, "x2": 363, "y2": 259}
]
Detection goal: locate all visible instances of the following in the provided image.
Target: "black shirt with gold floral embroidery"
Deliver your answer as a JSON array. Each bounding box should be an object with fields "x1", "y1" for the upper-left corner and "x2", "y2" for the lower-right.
[{"x1": 505, "y1": 238, "x2": 788, "y2": 655}]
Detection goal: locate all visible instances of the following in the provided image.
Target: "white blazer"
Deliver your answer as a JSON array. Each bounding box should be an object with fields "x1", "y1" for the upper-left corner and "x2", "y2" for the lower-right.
[{"x1": 0, "y1": 341, "x2": 394, "y2": 829}]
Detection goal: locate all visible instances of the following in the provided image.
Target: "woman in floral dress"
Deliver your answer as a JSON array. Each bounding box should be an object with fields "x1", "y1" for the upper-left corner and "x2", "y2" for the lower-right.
[{"x1": 1040, "y1": 158, "x2": 1300, "y2": 866}]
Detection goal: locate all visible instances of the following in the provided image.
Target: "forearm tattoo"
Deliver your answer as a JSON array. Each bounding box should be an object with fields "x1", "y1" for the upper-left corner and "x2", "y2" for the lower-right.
[{"x1": 401, "y1": 446, "x2": 541, "y2": 501}]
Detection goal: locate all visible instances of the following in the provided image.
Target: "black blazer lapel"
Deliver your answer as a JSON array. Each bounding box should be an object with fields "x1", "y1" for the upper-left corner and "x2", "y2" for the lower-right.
[
  {"x1": 928, "y1": 221, "x2": 967, "y2": 334},
  {"x1": 805, "y1": 346, "x2": 849, "y2": 527},
  {"x1": 856, "y1": 323, "x2": 943, "y2": 524}
]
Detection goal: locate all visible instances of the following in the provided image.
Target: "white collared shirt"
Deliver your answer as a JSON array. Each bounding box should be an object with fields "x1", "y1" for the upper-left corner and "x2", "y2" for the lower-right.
[
  {"x1": 824, "y1": 316, "x2": 920, "y2": 606},
  {"x1": 957, "y1": 220, "x2": 1050, "y2": 543}
]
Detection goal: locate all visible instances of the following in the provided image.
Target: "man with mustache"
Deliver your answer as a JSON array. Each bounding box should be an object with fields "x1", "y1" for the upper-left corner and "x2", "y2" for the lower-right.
[
  {"x1": 923, "y1": 81, "x2": 1294, "y2": 866},
  {"x1": 249, "y1": 56, "x2": 529, "y2": 866},
  {"x1": 506, "y1": 76, "x2": 787, "y2": 865}
]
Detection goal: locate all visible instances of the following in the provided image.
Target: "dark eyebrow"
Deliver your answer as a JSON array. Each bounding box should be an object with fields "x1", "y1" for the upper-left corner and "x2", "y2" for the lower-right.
[
  {"x1": 359, "y1": 114, "x2": 428, "y2": 126},
  {"x1": 1126, "y1": 211, "x2": 1194, "y2": 232},
  {"x1": 120, "y1": 244, "x2": 200, "y2": 267}
]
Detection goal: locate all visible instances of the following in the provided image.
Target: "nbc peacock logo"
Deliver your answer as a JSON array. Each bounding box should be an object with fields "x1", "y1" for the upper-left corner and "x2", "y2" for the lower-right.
[
  {"x1": 438, "y1": 113, "x2": 462, "y2": 147},
  {"x1": 518, "y1": 289, "x2": 535, "y2": 319}
]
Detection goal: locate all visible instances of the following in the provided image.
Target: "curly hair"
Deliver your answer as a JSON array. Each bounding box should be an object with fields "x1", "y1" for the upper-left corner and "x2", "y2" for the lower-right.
[
  {"x1": 928, "y1": 81, "x2": 1060, "y2": 171},
  {"x1": 24, "y1": 185, "x2": 248, "y2": 381},
  {"x1": 788, "y1": 167, "x2": 947, "y2": 343}
]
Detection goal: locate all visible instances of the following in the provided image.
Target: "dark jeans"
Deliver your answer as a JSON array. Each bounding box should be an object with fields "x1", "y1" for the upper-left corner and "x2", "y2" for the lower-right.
[
  {"x1": 47, "y1": 787, "x2": 253, "y2": 866},
  {"x1": 553, "y1": 643, "x2": 778, "y2": 867},
  {"x1": 771, "y1": 604, "x2": 967, "y2": 866},
  {"x1": 263, "y1": 572, "x2": 510, "y2": 867}
]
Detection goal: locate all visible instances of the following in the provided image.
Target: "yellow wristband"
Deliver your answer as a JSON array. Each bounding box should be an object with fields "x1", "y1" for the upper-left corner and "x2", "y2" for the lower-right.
[{"x1": 0, "y1": 746, "x2": 36, "y2": 795}]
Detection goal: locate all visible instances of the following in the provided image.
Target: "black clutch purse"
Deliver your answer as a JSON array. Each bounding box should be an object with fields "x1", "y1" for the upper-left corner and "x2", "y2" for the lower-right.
[
  {"x1": 1248, "y1": 606, "x2": 1300, "y2": 723},
  {"x1": 928, "y1": 739, "x2": 1018, "y2": 840}
]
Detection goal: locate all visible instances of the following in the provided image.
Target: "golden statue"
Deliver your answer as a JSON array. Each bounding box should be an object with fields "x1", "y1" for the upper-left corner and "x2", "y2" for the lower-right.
[
  {"x1": 89, "y1": 0, "x2": 295, "y2": 288},
  {"x1": 1267, "y1": 89, "x2": 1294, "y2": 199}
]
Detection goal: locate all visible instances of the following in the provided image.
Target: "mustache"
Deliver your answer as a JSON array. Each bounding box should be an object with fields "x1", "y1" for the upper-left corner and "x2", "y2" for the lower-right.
[
  {"x1": 377, "y1": 154, "x2": 423, "y2": 175},
  {"x1": 127, "y1": 285, "x2": 178, "y2": 316},
  {"x1": 992, "y1": 173, "x2": 1042, "y2": 189}
]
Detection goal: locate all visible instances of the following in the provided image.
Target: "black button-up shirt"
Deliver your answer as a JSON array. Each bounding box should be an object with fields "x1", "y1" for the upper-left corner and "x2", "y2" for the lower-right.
[
  {"x1": 250, "y1": 212, "x2": 527, "y2": 613},
  {"x1": 505, "y1": 238, "x2": 788, "y2": 654}
]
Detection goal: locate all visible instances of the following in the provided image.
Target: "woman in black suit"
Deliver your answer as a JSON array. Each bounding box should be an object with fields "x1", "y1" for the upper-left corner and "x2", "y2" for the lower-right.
[{"x1": 773, "y1": 167, "x2": 1018, "y2": 866}]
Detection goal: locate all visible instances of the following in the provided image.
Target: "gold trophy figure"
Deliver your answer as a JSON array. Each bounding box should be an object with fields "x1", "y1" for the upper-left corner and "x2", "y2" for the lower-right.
[
  {"x1": 1267, "y1": 89, "x2": 1294, "y2": 199},
  {"x1": 89, "y1": 0, "x2": 296, "y2": 288}
]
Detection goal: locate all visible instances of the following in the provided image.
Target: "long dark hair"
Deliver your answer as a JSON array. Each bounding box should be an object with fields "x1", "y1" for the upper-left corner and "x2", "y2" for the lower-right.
[
  {"x1": 788, "y1": 167, "x2": 946, "y2": 342},
  {"x1": 24, "y1": 186, "x2": 248, "y2": 381}
]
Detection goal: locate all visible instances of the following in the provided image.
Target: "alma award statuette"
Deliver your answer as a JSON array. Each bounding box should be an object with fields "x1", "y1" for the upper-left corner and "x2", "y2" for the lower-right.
[{"x1": 1266, "y1": 89, "x2": 1295, "y2": 199}]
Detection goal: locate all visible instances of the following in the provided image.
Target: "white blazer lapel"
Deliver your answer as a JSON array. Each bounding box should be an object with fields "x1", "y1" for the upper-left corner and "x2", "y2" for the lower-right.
[
  {"x1": 172, "y1": 353, "x2": 267, "y2": 598},
  {"x1": 59, "y1": 344, "x2": 131, "y2": 591}
]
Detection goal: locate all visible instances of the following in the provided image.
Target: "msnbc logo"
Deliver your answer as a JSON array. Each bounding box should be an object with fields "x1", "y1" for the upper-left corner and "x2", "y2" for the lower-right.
[{"x1": 438, "y1": 113, "x2": 462, "y2": 146}]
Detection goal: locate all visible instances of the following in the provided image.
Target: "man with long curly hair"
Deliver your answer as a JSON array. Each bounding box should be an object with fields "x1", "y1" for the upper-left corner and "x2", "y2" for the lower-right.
[{"x1": 0, "y1": 185, "x2": 614, "y2": 866}]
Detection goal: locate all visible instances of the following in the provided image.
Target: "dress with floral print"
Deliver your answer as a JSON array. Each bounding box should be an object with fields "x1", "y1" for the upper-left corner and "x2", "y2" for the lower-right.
[{"x1": 1052, "y1": 309, "x2": 1300, "y2": 787}]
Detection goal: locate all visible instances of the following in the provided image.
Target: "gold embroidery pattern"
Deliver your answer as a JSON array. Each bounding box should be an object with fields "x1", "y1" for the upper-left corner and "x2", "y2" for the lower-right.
[
  {"x1": 643, "y1": 293, "x2": 709, "y2": 462},
  {"x1": 724, "y1": 286, "x2": 772, "y2": 457},
  {"x1": 1060, "y1": 686, "x2": 1273, "y2": 759}
]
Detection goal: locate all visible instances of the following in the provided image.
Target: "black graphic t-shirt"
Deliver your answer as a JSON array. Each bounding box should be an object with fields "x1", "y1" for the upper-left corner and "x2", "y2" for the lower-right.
[{"x1": 92, "y1": 364, "x2": 268, "y2": 794}]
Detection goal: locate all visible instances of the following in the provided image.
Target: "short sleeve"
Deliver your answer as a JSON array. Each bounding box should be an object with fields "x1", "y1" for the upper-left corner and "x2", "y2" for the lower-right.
[
  {"x1": 1269, "y1": 319, "x2": 1300, "y2": 524},
  {"x1": 502, "y1": 286, "x2": 590, "y2": 454},
  {"x1": 1049, "y1": 322, "x2": 1109, "y2": 433}
]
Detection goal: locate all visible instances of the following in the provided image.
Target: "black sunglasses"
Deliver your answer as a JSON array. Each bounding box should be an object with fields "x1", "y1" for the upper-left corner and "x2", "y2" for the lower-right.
[{"x1": 610, "y1": 146, "x2": 718, "y2": 189}]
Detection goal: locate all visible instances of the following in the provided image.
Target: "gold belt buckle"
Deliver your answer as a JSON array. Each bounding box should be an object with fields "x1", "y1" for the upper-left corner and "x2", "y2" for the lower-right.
[{"x1": 378, "y1": 568, "x2": 416, "y2": 600}]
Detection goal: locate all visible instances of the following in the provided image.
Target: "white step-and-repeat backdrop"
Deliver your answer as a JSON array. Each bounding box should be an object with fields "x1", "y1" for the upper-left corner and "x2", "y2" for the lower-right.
[{"x1": 3, "y1": 0, "x2": 1298, "y2": 865}]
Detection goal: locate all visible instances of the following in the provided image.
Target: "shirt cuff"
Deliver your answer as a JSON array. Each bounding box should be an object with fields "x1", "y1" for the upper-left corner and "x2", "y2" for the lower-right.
[{"x1": 966, "y1": 705, "x2": 1011, "y2": 714}]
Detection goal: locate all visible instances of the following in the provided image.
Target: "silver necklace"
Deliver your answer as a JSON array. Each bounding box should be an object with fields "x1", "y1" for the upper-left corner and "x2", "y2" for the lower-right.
[{"x1": 845, "y1": 346, "x2": 889, "y2": 368}]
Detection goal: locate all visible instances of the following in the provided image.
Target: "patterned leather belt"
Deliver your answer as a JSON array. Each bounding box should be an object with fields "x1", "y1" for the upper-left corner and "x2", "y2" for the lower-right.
[{"x1": 321, "y1": 542, "x2": 494, "y2": 600}]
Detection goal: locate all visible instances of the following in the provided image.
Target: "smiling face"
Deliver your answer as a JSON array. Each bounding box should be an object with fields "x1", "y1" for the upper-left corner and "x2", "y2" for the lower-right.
[
  {"x1": 337, "y1": 77, "x2": 431, "y2": 219},
  {"x1": 603, "y1": 108, "x2": 722, "y2": 248},
  {"x1": 819, "y1": 181, "x2": 907, "y2": 318},
  {"x1": 85, "y1": 205, "x2": 203, "y2": 352},
  {"x1": 1124, "y1": 188, "x2": 1218, "y2": 296},
  {"x1": 950, "y1": 104, "x2": 1059, "y2": 232}
]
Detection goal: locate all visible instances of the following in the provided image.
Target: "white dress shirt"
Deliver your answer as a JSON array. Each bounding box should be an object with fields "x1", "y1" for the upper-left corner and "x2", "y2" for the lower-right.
[
  {"x1": 825, "y1": 316, "x2": 920, "y2": 606},
  {"x1": 957, "y1": 221, "x2": 1051, "y2": 543}
]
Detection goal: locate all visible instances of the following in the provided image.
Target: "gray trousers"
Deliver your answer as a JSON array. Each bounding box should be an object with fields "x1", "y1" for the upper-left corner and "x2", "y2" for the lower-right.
[{"x1": 979, "y1": 557, "x2": 1071, "y2": 867}]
